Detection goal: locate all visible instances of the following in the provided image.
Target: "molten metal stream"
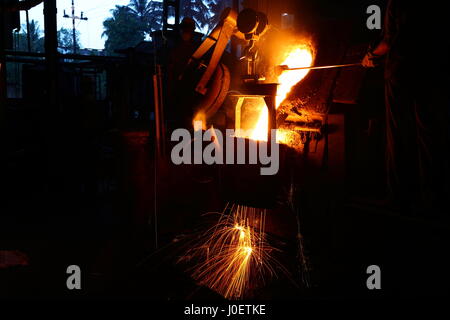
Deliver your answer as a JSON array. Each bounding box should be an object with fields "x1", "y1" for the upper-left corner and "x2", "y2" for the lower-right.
[{"x1": 249, "y1": 45, "x2": 314, "y2": 142}]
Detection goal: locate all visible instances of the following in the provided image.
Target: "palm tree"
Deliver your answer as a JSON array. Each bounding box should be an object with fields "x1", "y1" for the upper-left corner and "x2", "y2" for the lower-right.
[
  {"x1": 207, "y1": 0, "x2": 231, "y2": 31},
  {"x1": 127, "y1": 0, "x2": 163, "y2": 34},
  {"x1": 18, "y1": 19, "x2": 44, "y2": 52},
  {"x1": 103, "y1": 6, "x2": 146, "y2": 55},
  {"x1": 180, "y1": 0, "x2": 211, "y2": 30},
  {"x1": 128, "y1": 0, "x2": 151, "y2": 19},
  {"x1": 57, "y1": 28, "x2": 81, "y2": 53}
]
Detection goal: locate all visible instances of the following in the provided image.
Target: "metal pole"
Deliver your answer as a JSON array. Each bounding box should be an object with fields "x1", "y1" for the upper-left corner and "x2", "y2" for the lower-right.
[
  {"x1": 44, "y1": 0, "x2": 58, "y2": 108},
  {"x1": 26, "y1": 10, "x2": 31, "y2": 51},
  {"x1": 281, "y1": 63, "x2": 362, "y2": 72},
  {"x1": 72, "y1": 0, "x2": 76, "y2": 53},
  {"x1": 63, "y1": 0, "x2": 87, "y2": 53},
  {"x1": 231, "y1": 0, "x2": 239, "y2": 58},
  {"x1": 153, "y1": 68, "x2": 162, "y2": 157},
  {"x1": 0, "y1": 5, "x2": 7, "y2": 131}
]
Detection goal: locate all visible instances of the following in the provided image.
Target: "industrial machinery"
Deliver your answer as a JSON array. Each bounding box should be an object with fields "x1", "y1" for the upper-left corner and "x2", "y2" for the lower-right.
[{"x1": 181, "y1": 7, "x2": 273, "y2": 134}]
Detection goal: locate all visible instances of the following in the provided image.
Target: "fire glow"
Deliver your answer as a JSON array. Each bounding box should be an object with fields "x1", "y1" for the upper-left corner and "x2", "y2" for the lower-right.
[{"x1": 249, "y1": 45, "x2": 314, "y2": 142}]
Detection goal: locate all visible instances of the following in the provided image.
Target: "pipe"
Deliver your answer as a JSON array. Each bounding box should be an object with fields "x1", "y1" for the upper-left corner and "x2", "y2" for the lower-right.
[{"x1": 275, "y1": 63, "x2": 361, "y2": 75}]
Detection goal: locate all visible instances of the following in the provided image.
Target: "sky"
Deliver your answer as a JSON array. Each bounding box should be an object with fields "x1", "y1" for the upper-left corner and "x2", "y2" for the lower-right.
[{"x1": 21, "y1": 0, "x2": 134, "y2": 50}]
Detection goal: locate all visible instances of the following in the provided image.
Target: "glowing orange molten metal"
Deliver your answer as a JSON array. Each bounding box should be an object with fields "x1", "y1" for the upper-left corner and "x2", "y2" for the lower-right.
[{"x1": 250, "y1": 45, "x2": 314, "y2": 142}]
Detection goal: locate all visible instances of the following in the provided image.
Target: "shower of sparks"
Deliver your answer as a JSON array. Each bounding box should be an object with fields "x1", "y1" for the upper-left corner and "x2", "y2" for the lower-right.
[{"x1": 178, "y1": 204, "x2": 284, "y2": 300}]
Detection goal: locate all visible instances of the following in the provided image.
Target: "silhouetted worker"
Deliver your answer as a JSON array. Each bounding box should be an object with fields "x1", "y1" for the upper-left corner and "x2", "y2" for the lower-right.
[
  {"x1": 362, "y1": 0, "x2": 449, "y2": 213},
  {"x1": 167, "y1": 17, "x2": 200, "y2": 130}
]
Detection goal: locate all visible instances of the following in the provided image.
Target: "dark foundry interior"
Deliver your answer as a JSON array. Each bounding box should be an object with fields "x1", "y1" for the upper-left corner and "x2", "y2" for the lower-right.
[{"x1": 1, "y1": 0, "x2": 450, "y2": 306}]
